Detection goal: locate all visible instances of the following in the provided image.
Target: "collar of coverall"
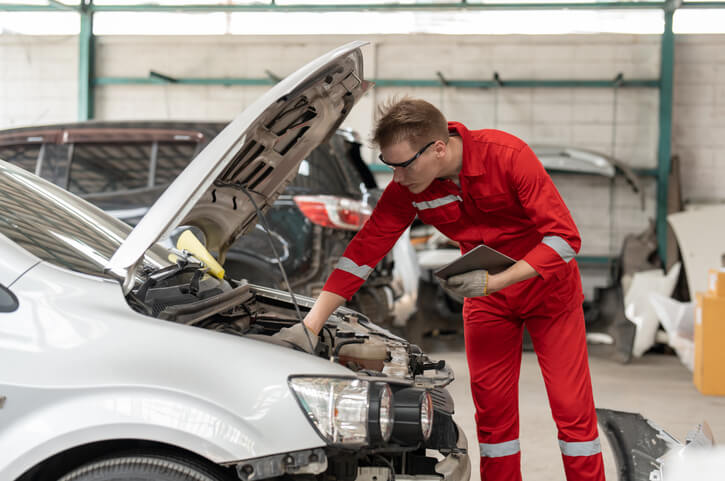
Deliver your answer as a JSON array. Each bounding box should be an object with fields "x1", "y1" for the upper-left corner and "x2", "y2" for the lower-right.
[{"x1": 447, "y1": 121, "x2": 484, "y2": 177}]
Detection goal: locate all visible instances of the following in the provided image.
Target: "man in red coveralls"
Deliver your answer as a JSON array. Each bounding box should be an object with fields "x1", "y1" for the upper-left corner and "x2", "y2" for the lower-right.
[{"x1": 275, "y1": 97, "x2": 605, "y2": 481}]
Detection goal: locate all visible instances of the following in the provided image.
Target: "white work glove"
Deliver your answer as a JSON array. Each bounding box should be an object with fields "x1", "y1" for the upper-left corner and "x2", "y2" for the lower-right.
[
  {"x1": 443, "y1": 269, "x2": 490, "y2": 299},
  {"x1": 273, "y1": 323, "x2": 319, "y2": 353}
]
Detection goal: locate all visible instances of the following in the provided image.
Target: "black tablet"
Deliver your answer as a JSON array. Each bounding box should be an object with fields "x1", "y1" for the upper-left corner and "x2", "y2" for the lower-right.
[{"x1": 434, "y1": 244, "x2": 516, "y2": 280}]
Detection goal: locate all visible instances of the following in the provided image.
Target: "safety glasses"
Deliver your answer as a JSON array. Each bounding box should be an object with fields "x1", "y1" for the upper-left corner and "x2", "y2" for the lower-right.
[{"x1": 378, "y1": 140, "x2": 435, "y2": 168}]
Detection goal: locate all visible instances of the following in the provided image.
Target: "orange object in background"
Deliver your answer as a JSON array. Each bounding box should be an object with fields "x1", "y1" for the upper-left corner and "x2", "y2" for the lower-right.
[
  {"x1": 708, "y1": 269, "x2": 725, "y2": 298},
  {"x1": 694, "y1": 280, "x2": 725, "y2": 395}
]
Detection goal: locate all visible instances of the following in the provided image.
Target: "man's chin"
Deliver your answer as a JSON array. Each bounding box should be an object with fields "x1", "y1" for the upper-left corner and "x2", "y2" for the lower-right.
[{"x1": 405, "y1": 184, "x2": 425, "y2": 194}]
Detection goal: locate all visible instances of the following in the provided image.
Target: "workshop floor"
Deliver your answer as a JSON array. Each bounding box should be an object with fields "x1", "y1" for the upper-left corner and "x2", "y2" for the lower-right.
[{"x1": 434, "y1": 344, "x2": 725, "y2": 480}]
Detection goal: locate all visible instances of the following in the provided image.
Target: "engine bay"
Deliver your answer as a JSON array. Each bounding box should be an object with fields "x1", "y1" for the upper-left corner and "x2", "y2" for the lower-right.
[{"x1": 126, "y1": 260, "x2": 452, "y2": 386}]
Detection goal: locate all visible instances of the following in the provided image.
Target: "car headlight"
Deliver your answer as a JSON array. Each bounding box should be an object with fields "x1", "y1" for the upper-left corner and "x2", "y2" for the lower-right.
[
  {"x1": 420, "y1": 389, "x2": 433, "y2": 440},
  {"x1": 391, "y1": 388, "x2": 434, "y2": 444},
  {"x1": 290, "y1": 377, "x2": 394, "y2": 446},
  {"x1": 368, "y1": 382, "x2": 394, "y2": 443}
]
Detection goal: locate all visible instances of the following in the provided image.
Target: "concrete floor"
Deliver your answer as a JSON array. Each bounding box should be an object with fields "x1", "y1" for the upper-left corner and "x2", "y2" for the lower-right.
[{"x1": 433, "y1": 345, "x2": 725, "y2": 480}]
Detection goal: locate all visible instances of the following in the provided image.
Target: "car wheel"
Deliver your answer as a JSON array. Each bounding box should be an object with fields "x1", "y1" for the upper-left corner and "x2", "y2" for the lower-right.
[{"x1": 57, "y1": 452, "x2": 231, "y2": 481}]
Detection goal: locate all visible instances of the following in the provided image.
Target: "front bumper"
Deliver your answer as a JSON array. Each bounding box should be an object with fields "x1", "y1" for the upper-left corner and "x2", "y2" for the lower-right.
[
  {"x1": 434, "y1": 423, "x2": 471, "y2": 481},
  {"x1": 233, "y1": 422, "x2": 471, "y2": 481}
]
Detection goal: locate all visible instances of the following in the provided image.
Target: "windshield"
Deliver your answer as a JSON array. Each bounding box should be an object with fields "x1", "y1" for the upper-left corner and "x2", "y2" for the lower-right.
[{"x1": 0, "y1": 160, "x2": 171, "y2": 279}]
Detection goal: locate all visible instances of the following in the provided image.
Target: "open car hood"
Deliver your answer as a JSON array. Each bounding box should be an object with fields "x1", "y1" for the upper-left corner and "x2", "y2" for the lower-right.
[{"x1": 107, "y1": 41, "x2": 370, "y2": 284}]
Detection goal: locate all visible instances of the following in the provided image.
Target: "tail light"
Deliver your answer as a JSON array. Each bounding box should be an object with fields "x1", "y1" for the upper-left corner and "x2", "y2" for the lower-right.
[{"x1": 294, "y1": 195, "x2": 372, "y2": 231}]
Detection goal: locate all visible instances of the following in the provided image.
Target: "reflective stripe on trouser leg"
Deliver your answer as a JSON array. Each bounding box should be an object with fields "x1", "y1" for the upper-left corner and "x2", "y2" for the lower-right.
[
  {"x1": 463, "y1": 296, "x2": 524, "y2": 481},
  {"x1": 480, "y1": 440, "x2": 520, "y2": 458},
  {"x1": 559, "y1": 438, "x2": 601, "y2": 457}
]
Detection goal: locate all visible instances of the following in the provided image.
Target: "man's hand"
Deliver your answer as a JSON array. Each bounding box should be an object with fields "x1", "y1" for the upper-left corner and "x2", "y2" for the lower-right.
[
  {"x1": 273, "y1": 323, "x2": 319, "y2": 353},
  {"x1": 443, "y1": 269, "x2": 490, "y2": 298}
]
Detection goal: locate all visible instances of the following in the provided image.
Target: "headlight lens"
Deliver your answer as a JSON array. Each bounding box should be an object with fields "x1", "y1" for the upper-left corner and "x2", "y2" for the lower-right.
[
  {"x1": 420, "y1": 391, "x2": 433, "y2": 440},
  {"x1": 379, "y1": 384, "x2": 394, "y2": 442},
  {"x1": 289, "y1": 377, "x2": 369, "y2": 446},
  {"x1": 368, "y1": 382, "x2": 394, "y2": 443}
]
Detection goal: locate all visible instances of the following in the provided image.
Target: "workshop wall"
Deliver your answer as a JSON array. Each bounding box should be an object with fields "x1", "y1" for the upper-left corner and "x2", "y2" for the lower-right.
[
  {"x1": 672, "y1": 35, "x2": 725, "y2": 205},
  {"x1": 0, "y1": 32, "x2": 721, "y2": 260},
  {"x1": 0, "y1": 35, "x2": 77, "y2": 126}
]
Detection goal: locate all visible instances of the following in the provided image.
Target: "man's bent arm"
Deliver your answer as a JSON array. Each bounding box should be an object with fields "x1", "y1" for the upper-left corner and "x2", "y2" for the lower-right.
[
  {"x1": 488, "y1": 259, "x2": 538, "y2": 294},
  {"x1": 303, "y1": 291, "x2": 346, "y2": 334}
]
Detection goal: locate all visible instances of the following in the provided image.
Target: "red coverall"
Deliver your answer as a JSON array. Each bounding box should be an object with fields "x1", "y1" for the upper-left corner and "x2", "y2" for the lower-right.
[{"x1": 322, "y1": 122, "x2": 605, "y2": 481}]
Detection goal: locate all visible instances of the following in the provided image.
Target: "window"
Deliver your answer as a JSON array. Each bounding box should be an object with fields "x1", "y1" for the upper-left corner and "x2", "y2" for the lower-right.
[
  {"x1": 288, "y1": 145, "x2": 352, "y2": 196},
  {"x1": 0, "y1": 144, "x2": 40, "y2": 174},
  {"x1": 39, "y1": 144, "x2": 72, "y2": 188},
  {"x1": 68, "y1": 142, "x2": 152, "y2": 195},
  {"x1": 154, "y1": 141, "x2": 198, "y2": 186}
]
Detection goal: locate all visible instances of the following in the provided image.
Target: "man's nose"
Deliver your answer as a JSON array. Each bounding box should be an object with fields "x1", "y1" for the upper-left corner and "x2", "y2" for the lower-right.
[{"x1": 392, "y1": 167, "x2": 404, "y2": 183}]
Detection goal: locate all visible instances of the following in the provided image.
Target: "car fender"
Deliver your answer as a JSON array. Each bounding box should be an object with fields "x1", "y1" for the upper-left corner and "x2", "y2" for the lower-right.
[
  {"x1": 0, "y1": 262, "x2": 354, "y2": 479},
  {"x1": 0, "y1": 384, "x2": 282, "y2": 480}
]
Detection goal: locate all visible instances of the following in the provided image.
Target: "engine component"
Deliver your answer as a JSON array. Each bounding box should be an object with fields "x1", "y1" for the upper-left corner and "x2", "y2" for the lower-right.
[{"x1": 337, "y1": 339, "x2": 388, "y2": 371}]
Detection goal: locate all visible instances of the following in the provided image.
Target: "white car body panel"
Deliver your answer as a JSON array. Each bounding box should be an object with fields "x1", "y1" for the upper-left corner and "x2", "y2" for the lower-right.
[
  {"x1": 0, "y1": 233, "x2": 40, "y2": 286},
  {"x1": 0, "y1": 260, "x2": 352, "y2": 480}
]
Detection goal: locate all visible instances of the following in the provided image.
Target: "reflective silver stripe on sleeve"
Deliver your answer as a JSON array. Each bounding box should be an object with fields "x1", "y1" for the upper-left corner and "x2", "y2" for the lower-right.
[
  {"x1": 559, "y1": 438, "x2": 601, "y2": 457},
  {"x1": 335, "y1": 257, "x2": 373, "y2": 280},
  {"x1": 479, "y1": 439, "x2": 520, "y2": 458},
  {"x1": 412, "y1": 195, "x2": 462, "y2": 211},
  {"x1": 542, "y1": 235, "x2": 576, "y2": 263}
]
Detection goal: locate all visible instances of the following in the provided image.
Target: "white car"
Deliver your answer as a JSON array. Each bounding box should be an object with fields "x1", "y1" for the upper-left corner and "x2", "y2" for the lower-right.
[{"x1": 0, "y1": 42, "x2": 469, "y2": 481}]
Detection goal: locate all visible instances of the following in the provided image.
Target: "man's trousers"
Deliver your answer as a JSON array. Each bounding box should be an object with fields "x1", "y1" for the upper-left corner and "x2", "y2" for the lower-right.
[{"x1": 463, "y1": 267, "x2": 605, "y2": 481}]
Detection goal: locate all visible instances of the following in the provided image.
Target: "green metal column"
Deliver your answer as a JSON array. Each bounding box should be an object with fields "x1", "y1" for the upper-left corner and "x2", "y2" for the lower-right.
[
  {"x1": 656, "y1": 4, "x2": 675, "y2": 264},
  {"x1": 78, "y1": 1, "x2": 94, "y2": 120}
]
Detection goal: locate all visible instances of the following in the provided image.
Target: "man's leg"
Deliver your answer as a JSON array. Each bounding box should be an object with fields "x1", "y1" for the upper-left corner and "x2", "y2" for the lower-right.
[
  {"x1": 463, "y1": 298, "x2": 524, "y2": 481},
  {"x1": 526, "y1": 302, "x2": 605, "y2": 481}
]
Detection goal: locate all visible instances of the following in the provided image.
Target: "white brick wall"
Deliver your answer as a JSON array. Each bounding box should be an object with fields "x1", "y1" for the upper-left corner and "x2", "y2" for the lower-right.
[
  {"x1": 0, "y1": 35, "x2": 78, "y2": 127},
  {"x1": 0, "y1": 32, "x2": 723, "y2": 260},
  {"x1": 672, "y1": 35, "x2": 725, "y2": 204}
]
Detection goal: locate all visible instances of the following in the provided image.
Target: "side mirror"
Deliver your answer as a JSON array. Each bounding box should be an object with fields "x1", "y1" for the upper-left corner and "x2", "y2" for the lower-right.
[{"x1": 0, "y1": 284, "x2": 19, "y2": 313}]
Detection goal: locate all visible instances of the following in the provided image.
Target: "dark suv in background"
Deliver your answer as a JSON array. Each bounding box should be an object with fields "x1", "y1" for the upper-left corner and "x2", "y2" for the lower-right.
[{"x1": 0, "y1": 121, "x2": 400, "y2": 325}]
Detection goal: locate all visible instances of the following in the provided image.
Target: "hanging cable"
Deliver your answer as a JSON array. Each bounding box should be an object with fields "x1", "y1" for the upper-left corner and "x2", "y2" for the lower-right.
[{"x1": 240, "y1": 186, "x2": 315, "y2": 353}]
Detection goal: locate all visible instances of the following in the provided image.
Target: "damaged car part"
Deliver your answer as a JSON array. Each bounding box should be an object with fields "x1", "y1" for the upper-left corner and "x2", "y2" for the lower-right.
[{"x1": 597, "y1": 408, "x2": 716, "y2": 481}]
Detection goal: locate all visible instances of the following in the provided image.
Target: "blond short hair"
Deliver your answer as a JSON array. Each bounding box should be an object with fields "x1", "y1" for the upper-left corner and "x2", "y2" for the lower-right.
[{"x1": 372, "y1": 97, "x2": 449, "y2": 150}]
